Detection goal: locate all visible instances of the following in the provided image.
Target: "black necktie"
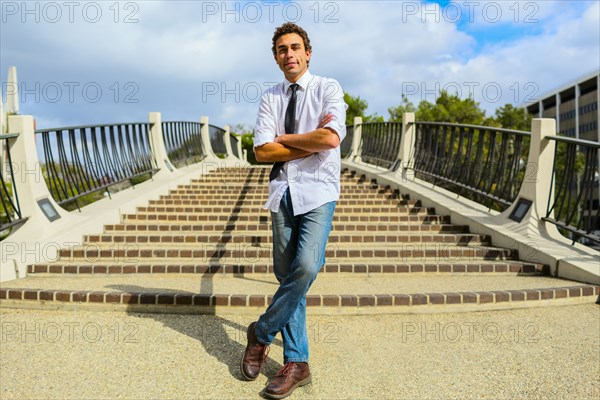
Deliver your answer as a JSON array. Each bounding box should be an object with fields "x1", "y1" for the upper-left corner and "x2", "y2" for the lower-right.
[{"x1": 269, "y1": 83, "x2": 299, "y2": 181}]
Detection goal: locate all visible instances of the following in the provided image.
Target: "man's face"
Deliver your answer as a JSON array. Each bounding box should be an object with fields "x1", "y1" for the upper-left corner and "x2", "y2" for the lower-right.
[{"x1": 274, "y1": 33, "x2": 311, "y2": 83}]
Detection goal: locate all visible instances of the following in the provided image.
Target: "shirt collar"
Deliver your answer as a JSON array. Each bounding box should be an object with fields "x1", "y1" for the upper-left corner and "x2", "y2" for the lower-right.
[{"x1": 284, "y1": 70, "x2": 312, "y2": 92}]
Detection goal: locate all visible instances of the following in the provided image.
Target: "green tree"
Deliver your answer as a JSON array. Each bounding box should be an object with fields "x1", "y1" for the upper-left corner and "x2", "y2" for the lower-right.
[
  {"x1": 343, "y1": 92, "x2": 383, "y2": 125},
  {"x1": 415, "y1": 90, "x2": 487, "y2": 125},
  {"x1": 344, "y1": 92, "x2": 368, "y2": 126},
  {"x1": 231, "y1": 123, "x2": 263, "y2": 165},
  {"x1": 493, "y1": 104, "x2": 532, "y2": 130},
  {"x1": 388, "y1": 95, "x2": 417, "y2": 122}
]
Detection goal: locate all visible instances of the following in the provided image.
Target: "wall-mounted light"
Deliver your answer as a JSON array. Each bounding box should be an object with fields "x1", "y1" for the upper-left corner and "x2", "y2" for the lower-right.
[
  {"x1": 508, "y1": 198, "x2": 533, "y2": 223},
  {"x1": 37, "y1": 198, "x2": 60, "y2": 222}
]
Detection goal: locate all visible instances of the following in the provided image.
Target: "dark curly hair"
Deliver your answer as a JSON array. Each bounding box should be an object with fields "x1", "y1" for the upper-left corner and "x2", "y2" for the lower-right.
[{"x1": 271, "y1": 22, "x2": 312, "y2": 57}]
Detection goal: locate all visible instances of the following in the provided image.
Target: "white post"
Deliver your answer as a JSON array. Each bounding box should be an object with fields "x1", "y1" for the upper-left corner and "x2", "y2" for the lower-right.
[
  {"x1": 223, "y1": 124, "x2": 234, "y2": 159},
  {"x1": 0, "y1": 101, "x2": 5, "y2": 181},
  {"x1": 500, "y1": 118, "x2": 559, "y2": 237},
  {"x1": 525, "y1": 118, "x2": 556, "y2": 220},
  {"x1": 237, "y1": 136, "x2": 244, "y2": 161},
  {"x1": 200, "y1": 116, "x2": 219, "y2": 160},
  {"x1": 148, "y1": 112, "x2": 174, "y2": 173},
  {"x1": 1, "y1": 92, "x2": 5, "y2": 134},
  {"x1": 399, "y1": 112, "x2": 416, "y2": 180},
  {"x1": 2, "y1": 67, "x2": 17, "y2": 176},
  {"x1": 351, "y1": 116, "x2": 362, "y2": 163},
  {"x1": 7, "y1": 115, "x2": 66, "y2": 219},
  {"x1": 5, "y1": 66, "x2": 19, "y2": 115}
]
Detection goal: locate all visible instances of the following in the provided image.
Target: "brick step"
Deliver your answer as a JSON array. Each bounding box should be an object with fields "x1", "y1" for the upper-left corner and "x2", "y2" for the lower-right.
[
  {"x1": 187, "y1": 173, "x2": 374, "y2": 179},
  {"x1": 349, "y1": 176, "x2": 383, "y2": 183},
  {"x1": 194, "y1": 167, "x2": 360, "y2": 176},
  {"x1": 181, "y1": 182, "x2": 385, "y2": 188},
  {"x1": 194, "y1": 169, "x2": 366, "y2": 175},
  {"x1": 168, "y1": 182, "x2": 401, "y2": 195},
  {"x1": 149, "y1": 198, "x2": 415, "y2": 206},
  {"x1": 2, "y1": 274, "x2": 597, "y2": 312},
  {"x1": 82, "y1": 232, "x2": 491, "y2": 246},
  {"x1": 121, "y1": 210, "x2": 439, "y2": 223},
  {"x1": 193, "y1": 170, "x2": 376, "y2": 182},
  {"x1": 182, "y1": 171, "x2": 381, "y2": 178},
  {"x1": 185, "y1": 184, "x2": 389, "y2": 192},
  {"x1": 190, "y1": 174, "x2": 377, "y2": 183},
  {"x1": 182, "y1": 185, "x2": 389, "y2": 194},
  {"x1": 191, "y1": 178, "x2": 379, "y2": 187},
  {"x1": 120, "y1": 214, "x2": 452, "y2": 224},
  {"x1": 56, "y1": 244, "x2": 518, "y2": 262},
  {"x1": 10, "y1": 271, "x2": 565, "y2": 294},
  {"x1": 189, "y1": 175, "x2": 375, "y2": 181},
  {"x1": 28, "y1": 260, "x2": 547, "y2": 275},
  {"x1": 169, "y1": 185, "x2": 398, "y2": 199},
  {"x1": 160, "y1": 193, "x2": 404, "y2": 202},
  {"x1": 103, "y1": 222, "x2": 468, "y2": 234},
  {"x1": 131, "y1": 205, "x2": 436, "y2": 214},
  {"x1": 172, "y1": 185, "x2": 398, "y2": 194},
  {"x1": 161, "y1": 190, "x2": 410, "y2": 201},
  {"x1": 188, "y1": 174, "x2": 383, "y2": 184}
]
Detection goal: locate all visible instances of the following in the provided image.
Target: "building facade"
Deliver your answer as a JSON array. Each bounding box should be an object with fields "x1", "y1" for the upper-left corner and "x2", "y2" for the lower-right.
[{"x1": 526, "y1": 71, "x2": 599, "y2": 142}]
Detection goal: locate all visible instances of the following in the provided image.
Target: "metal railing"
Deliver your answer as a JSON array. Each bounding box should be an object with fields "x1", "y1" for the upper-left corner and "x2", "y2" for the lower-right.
[
  {"x1": 410, "y1": 122, "x2": 531, "y2": 211},
  {"x1": 209, "y1": 125, "x2": 227, "y2": 157},
  {"x1": 162, "y1": 121, "x2": 205, "y2": 167},
  {"x1": 360, "y1": 122, "x2": 402, "y2": 168},
  {"x1": 0, "y1": 133, "x2": 28, "y2": 233},
  {"x1": 36, "y1": 123, "x2": 158, "y2": 210},
  {"x1": 545, "y1": 136, "x2": 600, "y2": 245},
  {"x1": 341, "y1": 125, "x2": 354, "y2": 158},
  {"x1": 230, "y1": 133, "x2": 240, "y2": 158}
]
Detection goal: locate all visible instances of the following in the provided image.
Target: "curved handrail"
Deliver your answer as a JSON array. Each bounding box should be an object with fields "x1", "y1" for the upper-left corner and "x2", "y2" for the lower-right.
[
  {"x1": 0, "y1": 133, "x2": 28, "y2": 235},
  {"x1": 209, "y1": 124, "x2": 227, "y2": 157},
  {"x1": 35, "y1": 122, "x2": 159, "y2": 210},
  {"x1": 545, "y1": 136, "x2": 600, "y2": 245},
  {"x1": 161, "y1": 121, "x2": 205, "y2": 167}
]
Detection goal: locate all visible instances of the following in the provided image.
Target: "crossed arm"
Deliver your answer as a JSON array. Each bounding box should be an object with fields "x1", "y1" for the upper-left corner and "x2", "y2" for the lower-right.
[{"x1": 254, "y1": 114, "x2": 340, "y2": 163}]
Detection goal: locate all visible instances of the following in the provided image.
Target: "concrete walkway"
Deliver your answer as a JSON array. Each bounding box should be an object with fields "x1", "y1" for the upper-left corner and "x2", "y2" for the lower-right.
[{"x1": 1, "y1": 304, "x2": 598, "y2": 399}]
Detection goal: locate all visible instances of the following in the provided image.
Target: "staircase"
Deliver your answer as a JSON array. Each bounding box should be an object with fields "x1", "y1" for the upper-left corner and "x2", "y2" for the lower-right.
[{"x1": 1, "y1": 166, "x2": 598, "y2": 313}]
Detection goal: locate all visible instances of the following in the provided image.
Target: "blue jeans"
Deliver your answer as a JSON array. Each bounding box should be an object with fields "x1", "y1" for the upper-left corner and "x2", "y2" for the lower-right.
[{"x1": 255, "y1": 188, "x2": 336, "y2": 363}]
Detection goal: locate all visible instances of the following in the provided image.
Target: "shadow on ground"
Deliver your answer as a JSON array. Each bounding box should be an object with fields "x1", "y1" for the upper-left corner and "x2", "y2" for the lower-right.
[{"x1": 108, "y1": 168, "x2": 284, "y2": 382}]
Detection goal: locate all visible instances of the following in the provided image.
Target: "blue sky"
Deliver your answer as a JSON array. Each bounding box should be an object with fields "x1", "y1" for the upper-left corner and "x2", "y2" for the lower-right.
[{"x1": 1, "y1": 0, "x2": 599, "y2": 131}]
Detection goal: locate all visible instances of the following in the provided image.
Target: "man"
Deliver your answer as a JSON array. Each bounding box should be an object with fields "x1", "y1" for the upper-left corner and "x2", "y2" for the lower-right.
[{"x1": 241, "y1": 22, "x2": 347, "y2": 399}]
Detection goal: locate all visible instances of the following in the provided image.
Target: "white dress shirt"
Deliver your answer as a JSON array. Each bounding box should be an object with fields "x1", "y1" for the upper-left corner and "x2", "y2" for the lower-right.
[{"x1": 254, "y1": 70, "x2": 348, "y2": 215}]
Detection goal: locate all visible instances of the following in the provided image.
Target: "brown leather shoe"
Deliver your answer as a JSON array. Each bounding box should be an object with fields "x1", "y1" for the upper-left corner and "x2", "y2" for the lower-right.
[
  {"x1": 262, "y1": 362, "x2": 311, "y2": 399},
  {"x1": 241, "y1": 322, "x2": 269, "y2": 381}
]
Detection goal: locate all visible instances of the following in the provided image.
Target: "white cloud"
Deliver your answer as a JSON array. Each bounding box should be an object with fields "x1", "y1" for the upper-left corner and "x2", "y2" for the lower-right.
[
  {"x1": 449, "y1": 0, "x2": 589, "y2": 29},
  {"x1": 430, "y1": 1, "x2": 600, "y2": 111},
  {"x1": 1, "y1": 0, "x2": 598, "y2": 127}
]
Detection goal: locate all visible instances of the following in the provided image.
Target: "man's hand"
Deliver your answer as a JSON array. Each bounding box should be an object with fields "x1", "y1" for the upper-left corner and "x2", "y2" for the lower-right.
[
  {"x1": 255, "y1": 113, "x2": 339, "y2": 162},
  {"x1": 274, "y1": 113, "x2": 340, "y2": 152},
  {"x1": 273, "y1": 113, "x2": 334, "y2": 146},
  {"x1": 254, "y1": 142, "x2": 313, "y2": 162},
  {"x1": 317, "y1": 113, "x2": 334, "y2": 129}
]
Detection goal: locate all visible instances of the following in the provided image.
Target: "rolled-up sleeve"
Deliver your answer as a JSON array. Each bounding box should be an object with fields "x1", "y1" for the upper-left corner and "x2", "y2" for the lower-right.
[
  {"x1": 254, "y1": 91, "x2": 277, "y2": 148},
  {"x1": 322, "y1": 78, "x2": 348, "y2": 143}
]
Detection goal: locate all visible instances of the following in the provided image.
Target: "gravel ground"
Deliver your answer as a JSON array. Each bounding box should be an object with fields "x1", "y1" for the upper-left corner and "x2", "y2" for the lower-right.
[{"x1": 1, "y1": 304, "x2": 599, "y2": 399}]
